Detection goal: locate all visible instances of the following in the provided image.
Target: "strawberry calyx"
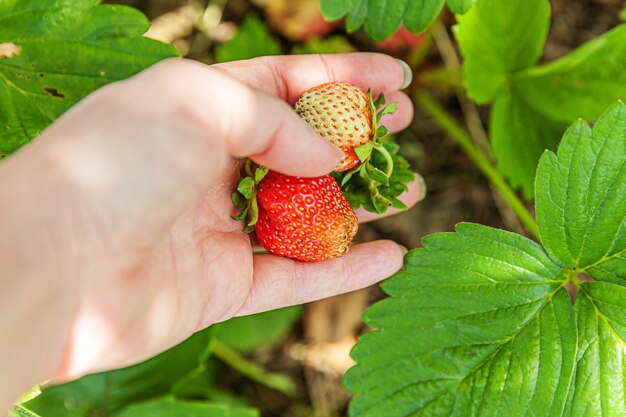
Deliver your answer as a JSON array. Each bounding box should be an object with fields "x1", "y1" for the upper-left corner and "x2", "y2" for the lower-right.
[
  {"x1": 334, "y1": 91, "x2": 400, "y2": 214},
  {"x1": 231, "y1": 160, "x2": 267, "y2": 233}
]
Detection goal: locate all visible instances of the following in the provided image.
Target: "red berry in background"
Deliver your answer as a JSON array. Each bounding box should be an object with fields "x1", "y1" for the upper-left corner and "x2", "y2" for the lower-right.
[
  {"x1": 254, "y1": 171, "x2": 358, "y2": 262},
  {"x1": 264, "y1": 0, "x2": 340, "y2": 41}
]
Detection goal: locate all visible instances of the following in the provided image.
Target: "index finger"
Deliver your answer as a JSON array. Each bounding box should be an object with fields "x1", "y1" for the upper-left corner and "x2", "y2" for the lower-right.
[{"x1": 212, "y1": 53, "x2": 411, "y2": 104}]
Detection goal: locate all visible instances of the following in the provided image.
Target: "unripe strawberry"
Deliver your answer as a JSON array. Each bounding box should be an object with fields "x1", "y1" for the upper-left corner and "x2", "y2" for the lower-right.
[
  {"x1": 254, "y1": 170, "x2": 358, "y2": 262},
  {"x1": 295, "y1": 82, "x2": 373, "y2": 172}
]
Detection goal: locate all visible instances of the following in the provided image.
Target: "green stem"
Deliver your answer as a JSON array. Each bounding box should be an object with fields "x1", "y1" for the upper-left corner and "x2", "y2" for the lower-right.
[
  {"x1": 244, "y1": 159, "x2": 254, "y2": 178},
  {"x1": 413, "y1": 91, "x2": 540, "y2": 240},
  {"x1": 210, "y1": 340, "x2": 296, "y2": 397},
  {"x1": 373, "y1": 144, "x2": 394, "y2": 178}
]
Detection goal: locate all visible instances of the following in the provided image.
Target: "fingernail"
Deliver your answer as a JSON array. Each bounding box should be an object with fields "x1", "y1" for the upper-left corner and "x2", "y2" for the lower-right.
[
  {"x1": 397, "y1": 244, "x2": 409, "y2": 256},
  {"x1": 396, "y1": 59, "x2": 413, "y2": 89},
  {"x1": 414, "y1": 172, "x2": 427, "y2": 202}
]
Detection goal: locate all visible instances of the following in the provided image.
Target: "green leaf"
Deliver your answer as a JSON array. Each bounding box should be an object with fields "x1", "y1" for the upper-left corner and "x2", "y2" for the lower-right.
[
  {"x1": 365, "y1": 162, "x2": 390, "y2": 185},
  {"x1": 390, "y1": 197, "x2": 407, "y2": 210},
  {"x1": 345, "y1": 223, "x2": 576, "y2": 416},
  {"x1": 375, "y1": 102, "x2": 397, "y2": 124},
  {"x1": 340, "y1": 141, "x2": 414, "y2": 214},
  {"x1": 446, "y1": 0, "x2": 477, "y2": 14},
  {"x1": 319, "y1": 0, "x2": 358, "y2": 21},
  {"x1": 0, "y1": 0, "x2": 178, "y2": 155},
  {"x1": 9, "y1": 406, "x2": 39, "y2": 417},
  {"x1": 454, "y1": 0, "x2": 550, "y2": 103},
  {"x1": 291, "y1": 35, "x2": 356, "y2": 55},
  {"x1": 254, "y1": 166, "x2": 268, "y2": 184},
  {"x1": 215, "y1": 15, "x2": 281, "y2": 63},
  {"x1": 247, "y1": 197, "x2": 259, "y2": 227},
  {"x1": 373, "y1": 93, "x2": 386, "y2": 108},
  {"x1": 515, "y1": 25, "x2": 626, "y2": 122},
  {"x1": 237, "y1": 177, "x2": 255, "y2": 199},
  {"x1": 21, "y1": 330, "x2": 213, "y2": 416},
  {"x1": 376, "y1": 125, "x2": 389, "y2": 138},
  {"x1": 212, "y1": 307, "x2": 301, "y2": 354},
  {"x1": 345, "y1": 0, "x2": 368, "y2": 33},
  {"x1": 114, "y1": 398, "x2": 259, "y2": 417},
  {"x1": 490, "y1": 87, "x2": 567, "y2": 199},
  {"x1": 567, "y1": 282, "x2": 626, "y2": 417},
  {"x1": 320, "y1": 0, "x2": 447, "y2": 41},
  {"x1": 369, "y1": 186, "x2": 392, "y2": 214},
  {"x1": 535, "y1": 101, "x2": 626, "y2": 281},
  {"x1": 402, "y1": 0, "x2": 446, "y2": 37},
  {"x1": 231, "y1": 191, "x2": 247, "y2": 211},
  {"x1": 354, "y1": 141, "x2": 374, "y2": 162}
]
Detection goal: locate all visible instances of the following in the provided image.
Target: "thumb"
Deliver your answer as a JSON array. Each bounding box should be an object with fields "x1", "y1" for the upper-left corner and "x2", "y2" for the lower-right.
[{"x1": 148, "y1": 59, "x2": 343, "y2": 177}]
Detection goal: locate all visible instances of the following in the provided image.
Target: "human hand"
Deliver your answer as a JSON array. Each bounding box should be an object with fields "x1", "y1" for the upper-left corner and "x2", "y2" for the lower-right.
[{"x1": 0, "y1": 54, "x2": 421, "y2": 408}]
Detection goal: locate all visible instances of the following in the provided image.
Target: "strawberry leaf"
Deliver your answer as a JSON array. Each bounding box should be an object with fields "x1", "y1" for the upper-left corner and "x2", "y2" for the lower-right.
[
  {"x1": 231, "y1": 192, "x2": 248, "y2": 212},
  {"x1": 365, "y1": 161, "x2": 390, "y2": 186},
  {"x1": 211, "y1": 307, "x2": 301, "y2": 354},
  {"x1": 535, "y1": 101, "x2": 626, "y2": 284},
  {"x1": 248, "y1": 198, "x2": 259, "y2": 227},
  {"x1": 375, "y1": 102, "x2": 397, "y2": 125},
  {"x1": 446, "y1": 0, "x2": 477, "y2": 14},
  {"x1": 338, "y1": 140, "x2": 414, "y2": 214},
  {"x1": 515, "y1": 25, "x2": 626, "y2": 123},
  {"x1": 237, "y1": 177, "x2": 255, "y2": 200},
  {"x1": 346, "y1": 224, "x2": 575, "y2": 416},
  {"x1": 369, "y1": 187, "x2": 393, "y2": 214},
  {"x1": 254, "y1": 166, "x2": 269, "y2": 183},
  {"x1": 115, "y1": 398, "x2": 258, "y2": 417},
  {"x1": 567, "y1": 282, "x2": 626, "y2": 416},
  {"x1": 454, "y1": 0, "x2": 550, "y2": 104},
  {"x1": 373, "y1": 93, "x2": 386, "y2": 108},
  {"x1": 320, "y1": 0, "x2": 454, "y2": 41},
  {"x1": 0, "y1": 0, "x2": 178, "y2": 156},
  {"x1": 354, "y1": 141, "x2": 374, "y2": 162},
  {"x1": 232, "y1": 163, "x2": 268, "y2": 231},
  {"x1": 390, "y1": 197, "x2": 408, "y2": 210},
  {"x1": 346, "y1": 101, "x2": 626, "y2": 415},
  {"x1": 20, "y1": 330, "x2": 216, "y2": 416},
  {"x1": 490, "y1": 87, "x2": 567, "y2": 199},
  {"x1": 376, "y1": 125, "x2": 389, "y2": 138}
]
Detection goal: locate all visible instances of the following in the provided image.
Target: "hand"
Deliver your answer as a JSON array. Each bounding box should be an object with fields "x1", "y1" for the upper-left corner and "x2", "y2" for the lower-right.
[{"x1": 0, "y1": 54, "x2": 421, "y2": 409}]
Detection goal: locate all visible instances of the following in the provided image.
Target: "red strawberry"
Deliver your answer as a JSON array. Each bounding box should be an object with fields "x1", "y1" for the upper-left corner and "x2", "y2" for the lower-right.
[
  {"x1": 254, "y1": 170, "x2": 358, "y2": 262},
  {"x1": 295, "y1": 82, "x2": 373, "y2": 172},
  {"x1": 338, "y1": 145, "x2": 360, "y2": 172}
]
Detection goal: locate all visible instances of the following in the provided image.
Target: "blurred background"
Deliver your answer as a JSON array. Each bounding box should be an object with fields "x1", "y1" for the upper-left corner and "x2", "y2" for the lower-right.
[{"x1": 77, "y1": 1, "x2": 625, "y2": 416}]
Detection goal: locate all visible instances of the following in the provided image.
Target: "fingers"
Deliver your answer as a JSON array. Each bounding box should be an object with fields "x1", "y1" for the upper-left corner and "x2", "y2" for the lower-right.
[
  {"x1": 356, "y1": 174, "x2": 426, "y2": 223},
  {"x1": 135, "y1": 59, "x2": 342, "y2": 178},
  {"x1": 213, "y1": 53, "x2": 411, "y2": 104},
  {"x1": 235, "y1": 240, "x2": 404, "y2": 316}
]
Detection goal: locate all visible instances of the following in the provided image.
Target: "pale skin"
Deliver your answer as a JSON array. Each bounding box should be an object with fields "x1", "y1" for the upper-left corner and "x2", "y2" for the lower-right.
[{"x1": 0, "y1": 53, "x2": 421, "y2": 411}]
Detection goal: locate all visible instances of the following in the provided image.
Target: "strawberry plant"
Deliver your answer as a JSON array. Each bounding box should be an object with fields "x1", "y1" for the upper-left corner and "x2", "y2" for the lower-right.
[
  {"x1": 0, "y1": 0, "x2": 178, "y2": 156},
  {"x1": 456, "y1": 0, "x2": 626, "y2": 198},
  {"x1": 320, "y1": 0, "x2": 477, "y2": 41},
  {"x1": 345, "y1": 101, "x2": 626, "y2": 416}
]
